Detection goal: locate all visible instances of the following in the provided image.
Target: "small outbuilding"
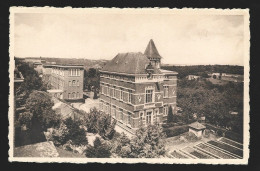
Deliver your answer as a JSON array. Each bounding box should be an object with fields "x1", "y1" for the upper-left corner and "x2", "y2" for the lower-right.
[{"x1": 188, "y1": 121, "x2": 206, "y2": 138}]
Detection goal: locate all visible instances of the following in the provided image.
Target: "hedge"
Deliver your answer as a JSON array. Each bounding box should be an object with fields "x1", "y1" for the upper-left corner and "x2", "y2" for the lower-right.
[{"x1": 163, "y1": 125, "x2": 189, "y2": 137}]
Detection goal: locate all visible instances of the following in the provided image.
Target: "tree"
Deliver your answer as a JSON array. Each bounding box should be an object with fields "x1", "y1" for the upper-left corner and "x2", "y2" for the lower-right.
[
  {"x1": 64, "y1": 117, "x2": 88, "y2": 146},
  {"x1": 167, "y1": 106, "x2": 174, "y2": 123},
  {"x1": 112, "y1": 132, "x2": 132, "y2": 158},
  {"x1": 25, "y1": 91, "x2": 61, "y2": 131},
  {"x1": 17, "y1": 111, "x2": 33, "y2": 129},
  {"x1": 85, "y1": 137, "x2": 111, "y2": 158},
  {"x1": 83, "y1": 108, "x2": 117, "y2": 140},
  {"x1": 51, "y1": 117, "x2": 88, "y2": 147},
  {"x1": 130, "y1": 125, "x2": 166, "y2": 158}
]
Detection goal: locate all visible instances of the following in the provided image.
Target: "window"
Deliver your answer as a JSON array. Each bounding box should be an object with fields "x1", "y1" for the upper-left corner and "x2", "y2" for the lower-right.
[
  {"x1": 139, "y1": 112, "x2": 144, "y2": 126},
  {"x1": 77, "y1": 92, "x2": 80, "y2": 98},
  {"x1": 128, "y1": 90, "x2": 132, "y2": 103},
  {"x1": 108, "y1": 105, "x2": 111, "y2": 115},
  {"x1": 107, "y1": 86, "x2": 110, "y2": 96},
  {"x1": 120, "y1": 89, "x2": 123, "y2": 101},
  {"x1": 127, "y1": 112, "x2": 131, "y2": 125},
  {"x1": 112, "y1": 106, "x2": 116, "y2": 118},
  {"x1": 72, "y1": 80, "x2": 76, "y2": 86},
  {"x1": 72, "y1": 92, "x2": 75, "y2": 99},
  {"x1": 101, "y1": 85, "x2": 104, "y2": 94},
  {"x1": 69, "y1": 69, "x2": 80, "y2": 76},
  {"x1": 163, "y1": 105, "x2": 168, "y2": 116},
  {"x1": 69, "y1": 81, "x2": 72, "y2": 86},
  {"x1": 77, "y1": 80, "x2": 79, "y2": 86},
  {"x1": 112, "y1": 87, "x2": 115, "y2": 98},
  {"x1": 68, "y1": 93, "x2": 71, "y2": 99},
  {"x1": 120, "y1": 109, "x2": 123, "y2": 121},
  {"x1": 146, "y1": 111, "x2": 152, "y2": 124},
  {"x1": 146, "y1": 89, "x2": 153, "y2": 103},
  {"x1": 163, "y1": 86, "x2": 169, "y2": 97}
]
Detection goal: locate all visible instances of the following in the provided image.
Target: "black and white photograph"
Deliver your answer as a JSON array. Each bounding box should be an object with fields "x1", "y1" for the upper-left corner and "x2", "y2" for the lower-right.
[{"x1": 9, "y1": 7, "x2": 250, "y2": 164}]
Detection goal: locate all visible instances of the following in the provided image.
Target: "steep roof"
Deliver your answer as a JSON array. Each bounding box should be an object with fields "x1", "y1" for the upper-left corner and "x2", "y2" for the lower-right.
[
  {"x1": 189, "y1": 121, "x2": 206, "y2": 130},
  {"x1": 14, "y1": 141, "x2": 59, "y2": 157},
  {"x1": 144, "y1": 39, "x2": 162, "y2": 59},
  {"x1": 101, "y1": 52, "x2": 162, "y2": 75}
]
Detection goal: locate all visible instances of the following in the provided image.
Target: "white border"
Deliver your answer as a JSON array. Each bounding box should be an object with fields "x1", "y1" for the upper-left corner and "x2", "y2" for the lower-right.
[{"x1": 9, "y1": 7, "x2": 250, "y2": 164}]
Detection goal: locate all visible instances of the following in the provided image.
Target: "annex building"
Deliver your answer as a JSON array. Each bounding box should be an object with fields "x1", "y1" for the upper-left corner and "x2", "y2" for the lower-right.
[
  {"x1": 43, "y1": 64, "x2": 84, "y2": 102},
  {"x1": 99, "y1": 39, "x2": 178, "y2": 134}
]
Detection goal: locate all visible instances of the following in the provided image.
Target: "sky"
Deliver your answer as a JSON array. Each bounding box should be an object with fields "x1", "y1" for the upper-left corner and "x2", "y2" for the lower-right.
[{"x1": 14, "y1": 10, "x2": 245, "y2": 65}]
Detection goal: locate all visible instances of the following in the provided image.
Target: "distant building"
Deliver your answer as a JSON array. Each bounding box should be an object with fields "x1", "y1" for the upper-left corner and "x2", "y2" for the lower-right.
[
  {"x1": 188, "y1": 121, "x2": 206, "y2": 138},
  {"x1": 229, "y1": 111, "x2": 238, "y2": 115},
  {"x1": 43, "y1": 64, "x2": 84, "y2": 102},
  {"x1": 186, "y1": 75, "x2": 201, "y2": 80},
  {"x1": 99, "y1": 39, "x2": 178, "y2": 134}
]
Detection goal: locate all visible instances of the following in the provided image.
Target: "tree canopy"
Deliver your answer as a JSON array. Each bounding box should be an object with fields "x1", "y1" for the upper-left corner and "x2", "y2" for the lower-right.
[
  {"x1": 177, "y1": 78, "x2": 243, "y2": 134},
  {"x1": 82, "y1": 108, "x2": 117, "y2": 140},
  {"x1": 85, "y1": 137, "x2": 111, "y2": 158},
  {"x1": 24, "y1": 90, "x2": 60, "y2": 131}
]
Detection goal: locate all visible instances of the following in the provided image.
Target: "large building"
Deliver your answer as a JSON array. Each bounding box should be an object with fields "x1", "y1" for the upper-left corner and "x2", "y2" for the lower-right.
[
  {"x1": 99, "y1": 39, "x2": 178, "y2": 134},
  {"x1": 43, "y1": 64, "x2": 84, "y2": 102}
]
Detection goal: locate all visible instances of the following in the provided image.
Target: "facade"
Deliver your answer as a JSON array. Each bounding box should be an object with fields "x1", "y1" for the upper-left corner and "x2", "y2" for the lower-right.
[
  {"x1": 43, "y1": 64, "x2": 84, "y2": 102},
  {"x1": 99, "y1": 39, "x2": 178, "y2": 133}
]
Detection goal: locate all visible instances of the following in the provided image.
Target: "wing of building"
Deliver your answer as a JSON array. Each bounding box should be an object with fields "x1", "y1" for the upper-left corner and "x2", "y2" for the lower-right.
[
  {"x1": 99, "y1": 39, "x2": 178, "y2": 134},
  {"x1": 42, "y1": 64, "x2": 85, "y2": 102}
]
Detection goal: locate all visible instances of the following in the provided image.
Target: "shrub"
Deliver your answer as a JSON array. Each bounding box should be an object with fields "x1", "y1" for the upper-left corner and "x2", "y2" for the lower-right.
[
  {"x1": 51, "y1": 123, "x2": 69, "y2": 146},
  {"x1": 163, "y1": 125, "x2": 189, "y2": 137},
  {"x1": 85, "y1": 137, "x2": 111, "y2": 158}
]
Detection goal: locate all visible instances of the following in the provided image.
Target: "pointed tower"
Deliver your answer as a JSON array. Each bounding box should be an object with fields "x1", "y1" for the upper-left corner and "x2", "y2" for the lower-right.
[{"x1": 144, "y1": 39, "x2": 162, "y2": 69}]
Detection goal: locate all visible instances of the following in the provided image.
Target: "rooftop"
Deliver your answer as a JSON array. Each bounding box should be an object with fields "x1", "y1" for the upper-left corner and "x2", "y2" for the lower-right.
[
  {"x1": 188, "y1": 121, "x2": 206, "y2": 130},
  {"x1": 144, "y1": 39, "x2": 162, "y2": 59},
  {"x1": 14, "y1": 141, "x2": 59, "y2": 157},
  {"x1": 43, "y1": 63, "x2": 84, "y2": 69},
  {"x1": 101, "y1": 52, "x2": 162, "y2": 75}
]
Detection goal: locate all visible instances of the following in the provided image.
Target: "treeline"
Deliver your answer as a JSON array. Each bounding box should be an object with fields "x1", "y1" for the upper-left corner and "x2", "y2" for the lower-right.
[
  {"x1": 161, "y1": 65, "x2": 244, "y2": 78},
  {"x1": 177, "y1": 79, "x2": 243, "y2": 135},
  {"x1": 41, "y1": 57, "x2": 108, "y2": 69}
]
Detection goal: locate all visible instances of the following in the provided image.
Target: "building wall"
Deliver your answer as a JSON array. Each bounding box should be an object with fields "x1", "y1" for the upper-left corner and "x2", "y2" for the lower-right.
[
  {"x1": 189, "y1": 128, "x2": 203, "y2": 137},
  {"x1": 100, "y1": 72, "x2": 177, "y2": 131},
  {"x1": 63, "y1": 68, "x2": 84, "y2": 100},
  {"x1": 48, "y1": 66, "x2": 84, "y2": 101}
]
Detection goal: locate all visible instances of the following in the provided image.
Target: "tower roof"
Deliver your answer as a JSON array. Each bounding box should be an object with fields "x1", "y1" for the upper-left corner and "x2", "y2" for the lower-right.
[
  {"x1": 101, "y1": 52, "x2": 161, "y2": 75},
  {"x1": 144, "y1": 39, "x2": 162, "y2": 59}
]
